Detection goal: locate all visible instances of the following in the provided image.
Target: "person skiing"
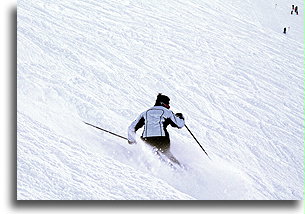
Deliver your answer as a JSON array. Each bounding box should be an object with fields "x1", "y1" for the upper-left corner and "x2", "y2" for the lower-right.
[
  {"x1": 128, "y1": 93, "x2": 185, "y2": 166},
  {"x1": 295, "y1": 6, "x2": 298, "y2": 15}
]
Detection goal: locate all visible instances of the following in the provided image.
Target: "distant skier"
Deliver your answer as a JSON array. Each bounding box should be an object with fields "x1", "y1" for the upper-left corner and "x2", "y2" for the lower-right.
[
  {"x1": 291, "y1": 5, "x2": 294, "y2": 14},
  {"x1": 283, "y1": 27, "x2": 287, "y2": 34},
  {"x1": 128, "y1": 93, "x2": 185, "y2": 166},
  {"x1": 295, "y1": 6, "x2": 298, "y2": 15}
]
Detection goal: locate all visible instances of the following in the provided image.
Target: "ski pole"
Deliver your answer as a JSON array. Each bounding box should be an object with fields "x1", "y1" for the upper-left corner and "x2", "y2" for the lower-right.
[
  {"x1": 185, "y1": 124, "x2": 211, "y2": 160},
  {"x1": 83, "y1": 121, "x2": 128, "y2": 140}
]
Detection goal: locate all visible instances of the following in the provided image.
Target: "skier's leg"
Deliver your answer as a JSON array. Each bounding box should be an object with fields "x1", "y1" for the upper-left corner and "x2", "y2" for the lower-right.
[
  {"x1": 143, "y1": 137, "x2": 183, "y2": 168},
  {"x1": 157, "y1": 142, "x2": 182, "y2": 166},
  {"x1": 161, "y1": 150, "x2": 181, "y2": 166}
]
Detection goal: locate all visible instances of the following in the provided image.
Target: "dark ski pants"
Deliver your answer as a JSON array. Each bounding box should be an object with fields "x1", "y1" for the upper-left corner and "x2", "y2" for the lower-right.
[{"x1": 141, "y1": 136, "x2": 181, "y2": 165}]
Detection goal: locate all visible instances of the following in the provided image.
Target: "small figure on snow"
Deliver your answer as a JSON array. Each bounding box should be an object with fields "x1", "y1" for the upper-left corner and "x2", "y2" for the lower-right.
[
  {"x1": 291, "y1": 5, "x2": 294, "y2": 15},
  {"x1": 291, "y1": 5, "x2": 299, "y2": 15},
  {"x1": 283, "y1": 27, "x2": 287, "y2": 34},
  {"x1": 128, "y1": 93, "x2": 185, "y2": 166},
  {"x1": 295, "y1": 6, "x2": 298, "y2": 15}
]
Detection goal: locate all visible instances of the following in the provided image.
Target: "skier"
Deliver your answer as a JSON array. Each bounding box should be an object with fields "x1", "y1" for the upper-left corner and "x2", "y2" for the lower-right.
[
  {"x1": 128, "y1": 93, "x2": 185, "y2": 166},
  {"x1": 283, "y1": 27, "x2": 287, "y2": 34},
  {"x1": 295, "y1": 6, "x2": 298, "y2": 15},
  {"x1": 291, "y1": 5, "x2": 295, "y2": 14}
]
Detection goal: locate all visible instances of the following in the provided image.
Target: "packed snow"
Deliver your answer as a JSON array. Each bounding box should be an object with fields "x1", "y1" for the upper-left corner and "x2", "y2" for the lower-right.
[{"x1": 17, "y1": 0, "x2": 303, "y2": 200}]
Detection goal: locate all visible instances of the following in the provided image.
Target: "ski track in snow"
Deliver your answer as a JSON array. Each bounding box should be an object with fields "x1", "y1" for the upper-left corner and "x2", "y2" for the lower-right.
[{"x1": 17, "y1": 0, "x2": 303, "y2": 199}]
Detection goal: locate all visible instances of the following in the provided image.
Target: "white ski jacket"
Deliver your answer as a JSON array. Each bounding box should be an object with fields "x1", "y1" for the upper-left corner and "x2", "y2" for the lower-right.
[{"x1": 128, "y1": 106, "x2": 185, "y2": 143}]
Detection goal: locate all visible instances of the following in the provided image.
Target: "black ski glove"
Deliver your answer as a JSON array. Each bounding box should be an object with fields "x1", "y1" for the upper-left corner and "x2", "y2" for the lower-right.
[{"x1": 175, "y1": 113, "x2": 184, "y2": 120}]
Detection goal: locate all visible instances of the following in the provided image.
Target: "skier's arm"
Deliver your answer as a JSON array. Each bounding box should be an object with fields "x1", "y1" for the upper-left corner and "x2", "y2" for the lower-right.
[
  {"x1": 169, "y1": 112, "x2": 185, "y2": 128},
  {"x1": 128, "y1": 113, "x2": 145, "y2": 144}
]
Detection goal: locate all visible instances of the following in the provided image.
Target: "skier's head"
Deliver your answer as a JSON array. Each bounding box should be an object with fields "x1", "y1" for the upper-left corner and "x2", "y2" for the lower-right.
[{"x1": 155, "y1": 93, "x2": 170, "y2": 109}]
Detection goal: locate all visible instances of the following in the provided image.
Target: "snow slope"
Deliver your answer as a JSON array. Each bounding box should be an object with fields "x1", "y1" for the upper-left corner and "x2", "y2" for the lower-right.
[{"x1": 17, "y1": 0, "x2": 303, "y2": 200}]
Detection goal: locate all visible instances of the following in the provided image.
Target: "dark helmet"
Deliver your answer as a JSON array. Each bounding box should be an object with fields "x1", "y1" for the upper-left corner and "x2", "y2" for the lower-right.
[{"x1": 155, "y1": 93, "x2": 170, "y2": 108}]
